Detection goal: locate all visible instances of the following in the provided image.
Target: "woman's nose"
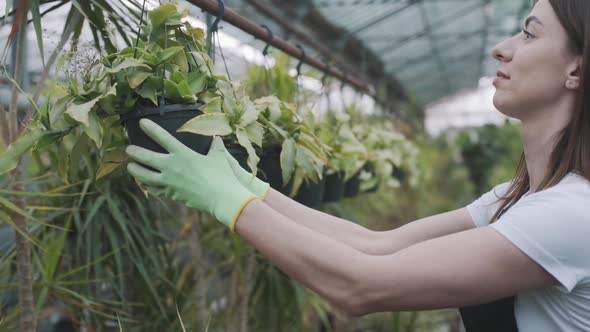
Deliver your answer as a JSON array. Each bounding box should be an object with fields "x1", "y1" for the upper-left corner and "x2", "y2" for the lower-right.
[{"x1": 492, "y1": 38, "x2": 514, "y2": 62}]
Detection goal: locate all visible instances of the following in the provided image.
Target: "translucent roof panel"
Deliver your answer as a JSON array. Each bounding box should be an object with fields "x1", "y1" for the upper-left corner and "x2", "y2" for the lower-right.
[{"x1": 312, "y1": 0, "x2": 532, "y2": 104}]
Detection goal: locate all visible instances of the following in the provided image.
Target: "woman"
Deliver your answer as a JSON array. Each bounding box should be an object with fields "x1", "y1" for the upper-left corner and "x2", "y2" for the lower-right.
[{"x1": 125, "y1": 0, "x2": 590, "y2": 330}]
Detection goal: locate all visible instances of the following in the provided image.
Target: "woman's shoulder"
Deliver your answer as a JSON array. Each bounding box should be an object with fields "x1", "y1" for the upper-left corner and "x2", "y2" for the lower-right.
[{"x1": 519, "y1": 172, "x2": 590, "y2": 215}]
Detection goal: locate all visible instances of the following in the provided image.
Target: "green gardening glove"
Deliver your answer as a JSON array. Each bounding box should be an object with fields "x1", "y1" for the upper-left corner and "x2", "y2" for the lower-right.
[
  {"x1": 125, "y1": 119, "x2": 258, "y2": 231},
  {"x1": 222, "y1": 149, "x2": 270, "y2": 200}
]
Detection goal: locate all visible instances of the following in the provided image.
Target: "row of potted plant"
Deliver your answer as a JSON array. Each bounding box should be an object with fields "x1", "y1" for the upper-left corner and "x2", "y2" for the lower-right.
[{"x1": 0, "y1": 2, "x2": 417, "y2": 210}]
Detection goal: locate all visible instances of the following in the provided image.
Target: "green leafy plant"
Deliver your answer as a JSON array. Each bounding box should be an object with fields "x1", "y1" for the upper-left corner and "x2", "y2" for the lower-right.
[
  {"x1": 255, "y1": 96, "x2": 329, "y2": 196},
  {"x1": 0, "y1": 2, "x2": 265, "y2": 179},
  {"x1": 315, "y1": 110, "x2": 368, "y2": 182},
  {"x1": 178, "y1": 83, "x2": 266, "y2": 174}
]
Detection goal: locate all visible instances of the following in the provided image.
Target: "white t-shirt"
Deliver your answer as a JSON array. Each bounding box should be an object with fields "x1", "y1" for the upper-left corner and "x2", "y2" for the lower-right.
[{"x1": 466, "y1": 172, "x2": 590, "y2": 332}]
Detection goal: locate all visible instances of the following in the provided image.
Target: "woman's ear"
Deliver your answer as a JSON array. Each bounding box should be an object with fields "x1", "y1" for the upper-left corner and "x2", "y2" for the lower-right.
[{"x1": 565, "y1": 56, "x2": 582, "y2": 90}]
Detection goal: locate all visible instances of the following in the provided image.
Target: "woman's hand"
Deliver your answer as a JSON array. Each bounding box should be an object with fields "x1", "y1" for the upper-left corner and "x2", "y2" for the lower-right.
[
  {"x1": 125, "y1": 119, "x2": 258, "y2": 231},
  {"x1": 222, "y1": 146, "x2": 270, "y2": 200}
]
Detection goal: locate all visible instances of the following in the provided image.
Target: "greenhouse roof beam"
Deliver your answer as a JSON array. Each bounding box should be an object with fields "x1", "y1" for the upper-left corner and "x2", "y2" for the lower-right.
[
  {"x1": 185, "y1": 0, "x2": 416, "y2": 119},
  {"x1": 385, "y1": 32, "x2": 483, "y2": 72},
  {"x1": 418, "y1": 0, "x2": 450, "y2": 94},
  {"x1": 247, "y1": 0, "x2": 410, "y2": 107},
  {"x1": 348, "y1": 1, "x2": 415, "y2": 35},
  {"x1": 376, "y1": 1, "x2": 482, "y2": 55}
]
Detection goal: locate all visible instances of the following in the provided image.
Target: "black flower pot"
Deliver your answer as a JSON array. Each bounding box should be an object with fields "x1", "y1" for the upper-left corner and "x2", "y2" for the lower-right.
[
  {"x1": 227, "y1": 145, "x2": 289, "y2": 195},
  {"x1": 294, "y1": 177, "x2": 326, "y2": 209},
  {"x1": 121, "y1": 103, "x2": 211, "y2": 155},
  {"x1": 228, "y1": 145, "x2": 325, "y2": 208},
  {"x1": 323, "y1": 171, "x2": 345, "y2": 203},
  {"x1": 392, "y1": 165, "x2": 407, "y2": 182},
  {"x1": 344, "y1": 172, "x2": 361, "y2": 198},
  {"x1": 258, "y1": 146, "x2": 288, "y2": 194},
  {"x1": 362, "y1": 164, "x2": 379, "y2": 193}
]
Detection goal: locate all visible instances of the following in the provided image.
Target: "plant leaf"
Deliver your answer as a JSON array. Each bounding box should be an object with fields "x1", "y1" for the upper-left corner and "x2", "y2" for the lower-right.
[
  {"x1": 236, "y1": 127, "x2": 259, "y2": 176},
  {"x1": 199, "y1": 97, "x2": 222, "y2": 113},
  {"x1": 245, "y1": 122, "x2": 264, "y2": 147},
  {"x1": 68, "y1": 133, "x2": 89, "y2": 181},
  {"x1": 156, "y1": 46, "x2": 184, "y2": 64},
  {"x1": 0, "y1": 129, "x2": 46, "y2": 175},
  {"x1": 295, "y1": 148, "x2": 318, "y2": 183},
  {"x1": 238, "y1": 99, "x2": 258, "y2": 127},
  {"x1": 177, "y1": 113, "x2": 232, "y2": 136},
  {"x1": 65, "y1": 98, "x2": 100, "y2": 127},
  {"x1": 127, "y1": 70, "x2": 151, "y2": 89},
  {"x1": 30, "y1": 0, "x2": 45, "y2": 66},
  {"x1": 172, "y1": 48, "x2": 189, "y2": 73},
  {"x1": 280, "y1": 138, "x2": 296, "y2": 185},
  {"x1": 188, "y1": 71, "x2": 207, "y2": 95},
  {"x1": 86, "y1": 112, "x2": 103, "y2": 148},
  {"x1": 106, "y1": 58, "x2": 150, "y2": 74},
  {"x1": 148, "y1": 3, "x2": 178, "y2": 28}
]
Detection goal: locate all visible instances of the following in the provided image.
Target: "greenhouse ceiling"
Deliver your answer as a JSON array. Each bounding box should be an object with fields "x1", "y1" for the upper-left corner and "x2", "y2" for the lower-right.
[{"x1": 214, "y1": 0, "x2": 532, "y2": 106}]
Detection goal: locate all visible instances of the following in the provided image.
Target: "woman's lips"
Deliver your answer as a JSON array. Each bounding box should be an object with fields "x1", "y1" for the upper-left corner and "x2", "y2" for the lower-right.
[{"x1": 493, "y1": 71, "x2": 510, "y2": 87}]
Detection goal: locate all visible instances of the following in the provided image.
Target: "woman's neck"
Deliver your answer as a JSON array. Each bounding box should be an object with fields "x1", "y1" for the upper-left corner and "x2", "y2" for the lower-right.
[{"x1": 521, "y1": 97, "x2": 574, "y2": 192}]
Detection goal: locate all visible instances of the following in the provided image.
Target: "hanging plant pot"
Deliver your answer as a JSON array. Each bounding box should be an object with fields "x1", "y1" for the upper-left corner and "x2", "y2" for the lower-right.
[
  {"x1": 323, "y1": 171, "x2": 345, "y2": 203},
  {"x1": 361, "y1": 164, "x2": 379, "y2": 193},
  {"x1": 392, "y1": 165, "x2": 407, "y2": 183},
  {"x1": 227, "y1": 145, "x2": 325, "y2": 208},
  {"x1": 258, "y1": 146, "x2": 288, "y2": 194},
  {"x1": 121, "y1": 103, "x2": 211, "y2": 155},
  {"x1": 344, "y1": 172, "x2": 362, "y2": 198},
  {"x1": 294, "y1": 176, "x2": 326, "y2": 209},
  {"x1": 227, "y1": 145, "x2": 289, "y2": 195}
]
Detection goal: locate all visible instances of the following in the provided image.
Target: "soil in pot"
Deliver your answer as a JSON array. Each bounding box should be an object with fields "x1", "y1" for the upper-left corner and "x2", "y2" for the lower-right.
[
  {"x1": 323, "y1": 171, "x2": 345, "y2": 203},
  {"x1": 122, "y1": 103, "x2": 212, "y2": 155}
]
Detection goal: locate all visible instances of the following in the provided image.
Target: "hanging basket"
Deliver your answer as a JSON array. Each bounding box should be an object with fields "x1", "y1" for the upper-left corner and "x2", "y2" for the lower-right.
[
  {"x1": 344, "y1": 171, "x2": 362, "y2": 198},
  {"x1": 323, "y1": 171, "x2": 345, "y2": 203},
  {"x1": 392, "y1": 165, "x2": 407, "y2": 183},
  {"x1": 121, "y1": 103, "x2": 212, "y2": 155}
]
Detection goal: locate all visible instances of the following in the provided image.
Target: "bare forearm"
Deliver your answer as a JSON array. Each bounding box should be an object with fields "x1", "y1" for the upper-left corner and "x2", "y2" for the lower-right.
[
  {"x1": 236, "y1": 199, "x2": 367, "y2": 313},
  {"x1": 264, "y1": 188, "x2": 379, "y2": 254},
  {"x1": 263, "y1": 190, "x2": 474, "y2": 257},
  {"x1": 373, "y1": 209, "x2": 475, "y2": 254}
]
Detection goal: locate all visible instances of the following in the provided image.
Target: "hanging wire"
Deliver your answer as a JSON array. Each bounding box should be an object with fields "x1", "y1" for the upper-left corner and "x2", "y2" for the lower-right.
[
  {"x1": 215, "y1": 32, "x2": 232, "y2": 82},
  {"x1": 207, "y1": 0, "x2": 225, "y2": 62},
  {"x1": 255, "y1": 25, "x2": 273, "y2": 98},
  {"x1": 133, "y1": 0, "x2": 147, "y2": 59},
  {"x1": 159, "y1": 23, "x2": 168, "y2": 108},
  {"x1": 294, "y1": 44, "x2": 306, "y2": 110},
  {"x1": 320, "y1": 60, "x2": 332, "y2": 115}
]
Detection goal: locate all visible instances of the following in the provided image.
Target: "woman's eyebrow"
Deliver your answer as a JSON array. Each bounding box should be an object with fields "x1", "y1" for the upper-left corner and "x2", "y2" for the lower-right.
[{"x1": 525, "y1": 15, "x2": 544, "y2": 28}]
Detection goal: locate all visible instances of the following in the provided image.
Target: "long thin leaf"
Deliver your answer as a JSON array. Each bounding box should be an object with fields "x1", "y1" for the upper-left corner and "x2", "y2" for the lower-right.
[
  {"x1": 0, "y1": 196, "x2": 66, "y2": 230},
  {"x1": 30, "y1": 0, "x2": 45, "y2": 66},
  {"x1": 0, "y1": 209, "x2": 41, "y2": 248}
]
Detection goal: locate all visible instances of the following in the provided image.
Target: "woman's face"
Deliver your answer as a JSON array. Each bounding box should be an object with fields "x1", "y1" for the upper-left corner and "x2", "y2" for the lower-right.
[{"x1": 491, "y1": 0, "x2": 579, "y2": 120}]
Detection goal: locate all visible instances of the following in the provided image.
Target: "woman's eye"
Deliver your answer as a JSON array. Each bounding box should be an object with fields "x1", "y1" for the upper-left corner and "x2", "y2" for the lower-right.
[{"x1": 522, "y1": 28, "x2": 534, "y2": 40}]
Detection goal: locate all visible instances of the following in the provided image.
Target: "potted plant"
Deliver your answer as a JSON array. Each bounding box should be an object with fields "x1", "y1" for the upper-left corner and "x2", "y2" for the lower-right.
[
  {"x1": 314, "y1": 112, "x2": 352, "y2": 203},
  {"x1": 246, "y1": 56, "x2": 331, "y2": 208},
  {"x1": 0, "y1": 3, "x2": 265, "y2": 180},
  {"x1": 353, "y1": 120, "x2": 415, "y2": 192},
  {"x1": 315, "y1": 110, "x2": 368, "y2": 199},
  {"x1": 255, "y1": 96, "x2": 329, "y2": 208}
]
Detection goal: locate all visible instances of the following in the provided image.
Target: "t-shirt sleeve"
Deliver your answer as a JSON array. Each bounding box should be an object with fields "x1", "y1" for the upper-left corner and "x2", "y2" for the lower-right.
[
  {"x1": 490, "y1": 193, "x2": 590, "y2": 292},
  {"x1": 466, "y1": 182, "x2": 511, "y2": 227}
]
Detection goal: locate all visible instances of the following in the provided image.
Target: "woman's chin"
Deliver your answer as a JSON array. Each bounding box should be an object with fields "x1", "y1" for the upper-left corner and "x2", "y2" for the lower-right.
[{"x1": 493, "y1": 93, "x2": 519, "y2": 118}]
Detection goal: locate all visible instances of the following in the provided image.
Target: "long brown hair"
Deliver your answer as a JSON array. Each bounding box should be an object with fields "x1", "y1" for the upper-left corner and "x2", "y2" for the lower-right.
[{"x1": 490, "y1": 0, "x2": 590, "y2": 223}]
